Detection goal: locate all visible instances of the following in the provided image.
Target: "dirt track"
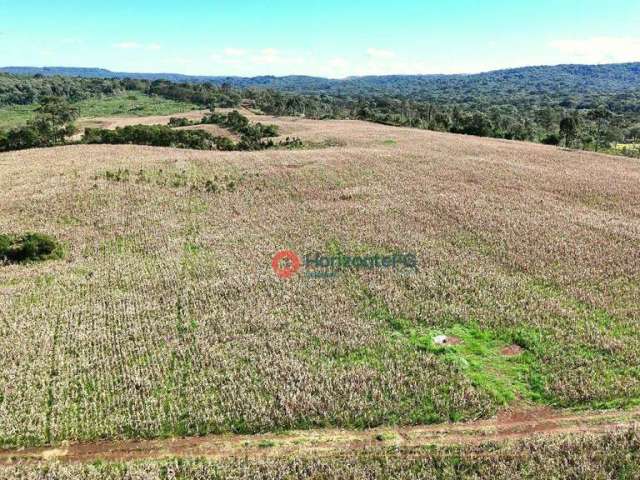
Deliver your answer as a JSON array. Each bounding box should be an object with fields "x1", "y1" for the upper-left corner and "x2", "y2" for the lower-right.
[{"x1": 1, "y1": 407, "x2": 638, "y2": 464}]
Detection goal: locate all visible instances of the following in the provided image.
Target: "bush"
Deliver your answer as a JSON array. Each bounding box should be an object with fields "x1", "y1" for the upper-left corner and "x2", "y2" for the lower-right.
[
  {"x1": 83, "y1": 125, "x2": 223, "y2": 150},
  {"x1": 202, "y1": 111, "x2": 280, "y2": 140},
  {"x1": 0, "y1": 124, "x2": 47, "y2": 151},
  {"x1": 168, "y1": 117, "x2": 193, "y2": 128},
  {"x1": 280, "y1": 137, "x2": 304, "y2": 149},
  {"x1": 0, "y1": 233, "x2": 64, "y2": 264},
  {"x1": 541, "y1": 133, "x2": 561, "y2": 145},
  {"x1": 83, "y1": 120, "x2": 284, "y2": 152}
]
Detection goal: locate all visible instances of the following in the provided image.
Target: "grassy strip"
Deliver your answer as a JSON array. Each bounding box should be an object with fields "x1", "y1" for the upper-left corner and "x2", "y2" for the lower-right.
[
  {"x1": 0, "y1": 92, "x2": 198, "y2": 129},
  {"x1": 356, "y1": 284, "x2": 547, "y2": 407}
]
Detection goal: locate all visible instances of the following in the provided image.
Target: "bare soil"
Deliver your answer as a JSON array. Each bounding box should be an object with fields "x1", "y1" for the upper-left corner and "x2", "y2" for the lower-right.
[
  {"x1": 501, "y1": 345, "x2": 524, "y2": 356},
  {"x1": 1, "y1": 407, "x2": 638, "y2": 464}
]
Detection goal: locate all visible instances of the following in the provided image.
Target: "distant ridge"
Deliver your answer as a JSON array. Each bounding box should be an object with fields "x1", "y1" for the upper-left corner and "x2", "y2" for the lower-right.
[
  {"x1": 2, "y1": 63, "x2": 640, "y2": 96},
  {"x1": 0, "y1": 66, "x2": 329, "y2": 86}
]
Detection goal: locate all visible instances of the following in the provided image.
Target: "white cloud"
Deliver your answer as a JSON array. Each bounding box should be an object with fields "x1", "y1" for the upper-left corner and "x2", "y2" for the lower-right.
[
  {"x1": 328, "y1": 57, "x2": 348, "y2": 69},
  {"x1": 255, "y1": 48, "x2": 280, "y2": 64},
  {"x1": 366, "y1": 48, "x2": 395, "y2": 59},
  {"x1": 146, "y1": 43, "x2": 161, "y2": 51},
  {"x1": 223, "y1": 48, "x2": 247, "y2": 57},
  {"x1": 252, "y1": 48, "x2": 305, "y2": 66},
  {"x1": 549, "y1": 37, "x2": 640, "y2": 64}
]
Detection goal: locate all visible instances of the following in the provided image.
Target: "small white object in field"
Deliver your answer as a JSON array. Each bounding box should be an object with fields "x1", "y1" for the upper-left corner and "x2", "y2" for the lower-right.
[{"x1": 433, "y1": 335, "x2": 449, "y2": 345}]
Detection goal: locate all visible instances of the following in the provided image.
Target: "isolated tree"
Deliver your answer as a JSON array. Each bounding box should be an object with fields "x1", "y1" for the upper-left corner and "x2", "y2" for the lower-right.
[
  {"x1": 560, "y1": 116, "x2": 579, "y2": 147},
  {"x1": 587, "y1": 106, "x2": 613, "y2": 151},
  {"x1": 35, "y1": 96, "x2": 79, "y2": 144}
]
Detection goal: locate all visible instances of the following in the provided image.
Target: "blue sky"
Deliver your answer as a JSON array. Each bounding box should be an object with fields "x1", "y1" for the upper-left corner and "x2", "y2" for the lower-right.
[{"x1": 1, "y1": 0, "x2": 639, "y2": 77}]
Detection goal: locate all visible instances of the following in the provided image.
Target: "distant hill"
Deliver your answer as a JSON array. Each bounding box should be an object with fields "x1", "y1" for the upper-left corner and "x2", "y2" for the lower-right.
[{"x1": 2, "y1": 63, "x2": 640, "y2": 100}]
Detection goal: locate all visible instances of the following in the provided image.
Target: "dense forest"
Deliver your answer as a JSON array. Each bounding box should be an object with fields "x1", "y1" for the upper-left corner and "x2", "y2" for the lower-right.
[{"x1": 1, "y1": 63, "x2": 640, "y2": 155}]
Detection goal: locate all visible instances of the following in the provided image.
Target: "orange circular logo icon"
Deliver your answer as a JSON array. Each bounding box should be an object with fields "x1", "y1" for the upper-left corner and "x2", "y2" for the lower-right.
[{"x1": 272, "y1": 250, "x2": 301, "y2": 279}]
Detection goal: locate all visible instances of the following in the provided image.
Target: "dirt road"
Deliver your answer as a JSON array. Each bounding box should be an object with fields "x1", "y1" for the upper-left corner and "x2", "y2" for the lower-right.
[{"x1": 1, "y1": 407, "x2": 638, "y2": 464}]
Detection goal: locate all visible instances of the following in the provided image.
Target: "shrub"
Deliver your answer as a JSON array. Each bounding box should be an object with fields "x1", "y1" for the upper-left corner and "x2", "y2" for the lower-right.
[
  {"x1": 0, "y1": 233, "x2": 64, "y2": 265},
  {"x1": 83, "y1": 125, "x2": 222, "y2": 150},
  {"x1": 541, "y1": 133, "x2": 561, "y2": 145},
  {"x1": 82, "y1": 113, "x2": 285, "y2": 152},
  {"x1": 83, "y1": 122, "x2": 286, "y2": 152},
  {"x1": 202, "y1": 111, "x2": 280, "y2": 140},
  {"x1": 280, "y1": 136, "x2": 304, "y2": 149},
  {"x1": 168, "y1": 117, "x2": 193, "y2": 128}
]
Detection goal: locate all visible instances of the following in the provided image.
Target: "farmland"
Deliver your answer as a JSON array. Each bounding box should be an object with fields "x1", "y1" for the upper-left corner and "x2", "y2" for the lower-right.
[{"x1": 1, "y1": 112, "x2": 640, "y2": 475}]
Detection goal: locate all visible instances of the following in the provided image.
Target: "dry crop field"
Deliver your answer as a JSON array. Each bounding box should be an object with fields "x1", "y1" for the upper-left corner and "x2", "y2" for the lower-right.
[{"x1": 1, "y1": 115, "x2": 640, "y2": 471}]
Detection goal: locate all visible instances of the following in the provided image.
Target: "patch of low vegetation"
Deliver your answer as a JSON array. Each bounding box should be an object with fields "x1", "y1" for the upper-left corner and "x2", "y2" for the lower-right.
[
  {"x1": 0, "y1": 96, "x2": 79, "y2": 152},
  {"x1": 168, "y1": 117, "x2": 195, "y2": 128},
  {"x1": 357, "y1": 285, "x2": 545, "y2": 407},
  {"x1": 0, "y1": 104, "x2": 37, "y2": 129},
  {"x1": 257, "y1": 439, "x2": 276, "y2": 448},
  {"x1": 0, "y1": 92, "x2": 198, "y2": 130},
  {"x1": 74, "y1": 91, "x2": 198, "y2": 118},
  {"x1": 419, "y1": 324, "x2": 544, "y2": 405},
  {"x1": 0, "y1": 233, "x2": 63, "y2": 265},
  {"x1": 615, "y1": 142, "x2": 640, "y2": 158},
  {"x1": 374, "y1": 431, "x2": 397, "y2": 442},
  {"x1": 202, "y1": 109, "x2": 280, "y2": 138},
  {"x1": 200, "y1": 109, "x2": 304, "y2": 150},
  {"x1": 83, "y1": 124, "x2": 236, "y2": 151},
  {"x1": 96, "y1": 167, "x2": 256, "y2": 194},
  {"x1": 83, "y1": 111, "x2": 302, "y2": 151},
  {"x1": 303, "y1": 137, "x2": 347, "y2": 149}
]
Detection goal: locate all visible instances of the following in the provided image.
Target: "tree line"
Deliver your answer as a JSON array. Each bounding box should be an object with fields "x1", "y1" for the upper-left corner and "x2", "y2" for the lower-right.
[
  {"x1": 0, "y1": 95, "x2": 301, "y2": 153},
  {"x1": 2, "y1": 72, "x2": 640, "y2": 156}
]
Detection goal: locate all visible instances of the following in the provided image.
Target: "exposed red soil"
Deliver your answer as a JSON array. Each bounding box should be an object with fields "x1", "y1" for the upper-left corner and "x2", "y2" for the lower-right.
[
  {"x1": 1, "y1": 407, "x2": 638, "y2": 464},
  {"x1": 501, "y1": 344, "x2": 525, "y2": 356}
]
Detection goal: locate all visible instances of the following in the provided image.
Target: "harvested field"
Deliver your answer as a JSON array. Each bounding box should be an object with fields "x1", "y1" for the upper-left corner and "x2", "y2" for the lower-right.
[
  {"x1": 175, "y1": 123, "x2": 241, "y2": 140},
  {"x1": 76, "y1": 110, "x2": 210, "y2": 132},
  {"x1": 1, "y1": 119, "x2": 640, "y2": 452}
]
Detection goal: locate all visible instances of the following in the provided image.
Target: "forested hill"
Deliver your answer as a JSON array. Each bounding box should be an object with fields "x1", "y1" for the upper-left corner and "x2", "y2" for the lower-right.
[
  {"x1": 2, "y1": 63, "x2": 640, "y2": 156},
  {"x1": 2, "y1": 63, "x2": 640, "y2": 100}
]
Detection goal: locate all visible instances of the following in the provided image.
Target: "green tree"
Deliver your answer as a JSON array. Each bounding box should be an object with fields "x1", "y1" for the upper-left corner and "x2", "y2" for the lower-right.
[
  {"x1": 626, "y1": 124, "x2": 640, "y2": 143},
  {"x1": 587, "y1": 106, "x2": 613, "y2": 151},
  {"x1": 35, "y1": 96, "x2": 80, "y2": 144},
  {"x1": 560, "y1": 116, "x2": 579, "y2": 148}
]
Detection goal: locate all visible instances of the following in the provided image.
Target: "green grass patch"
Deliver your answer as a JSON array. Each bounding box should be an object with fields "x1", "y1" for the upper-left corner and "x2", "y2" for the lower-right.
[
  {"x1": 356, "y1": 284, "x2": 545, "y2": 406},
  {"x1": 413, "y1": 324, "x2": 543, "y2": 405},
  {"x1": 374, "y1": 432, "x2": 397, "y2": 442},
  {"x1": 0, "y1": 233, "x2": 64, "y2": 265},
  {"x1": 257, "y1": 440, "x2": 276, "y2": 448},
  {"x1": 0, "y1": 105, "x2": 37, "y2": 129},
  {"x1": 75, "y1": 92, "x2": 198, "y2": 118},
  {"x1": 0, "y1": 92, "x2": 198, "y2": 129}
]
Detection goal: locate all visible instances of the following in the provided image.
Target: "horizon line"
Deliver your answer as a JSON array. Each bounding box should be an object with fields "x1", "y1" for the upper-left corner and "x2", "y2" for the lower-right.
[{"x1": 1, "y1": 61, "x2": 639, "y2": 80}]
